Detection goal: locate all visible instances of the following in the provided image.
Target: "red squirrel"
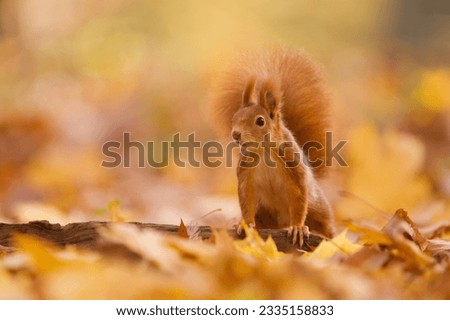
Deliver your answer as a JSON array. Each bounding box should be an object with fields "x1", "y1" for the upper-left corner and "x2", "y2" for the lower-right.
[{"x1": 212, "y1": 47, "x2": 335, "y2": 246}]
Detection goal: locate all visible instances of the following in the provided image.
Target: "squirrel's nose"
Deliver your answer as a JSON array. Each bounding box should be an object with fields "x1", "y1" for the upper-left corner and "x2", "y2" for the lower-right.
[{"x1": 232, "y1": 130, "x2": 241, "y2": 141}]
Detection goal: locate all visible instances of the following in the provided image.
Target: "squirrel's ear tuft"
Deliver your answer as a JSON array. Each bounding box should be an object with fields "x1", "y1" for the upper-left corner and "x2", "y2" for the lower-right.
[
  {"x1": 242, "y1": 77, "x2": 256, "y2": 107},
  {"x1": 260, "y1": 80, "x2": 280, "y2": 116}
]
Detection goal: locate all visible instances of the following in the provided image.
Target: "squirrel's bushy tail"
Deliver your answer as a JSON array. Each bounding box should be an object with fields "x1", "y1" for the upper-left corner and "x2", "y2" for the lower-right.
[{"x1": 211, "y1": 47, "x2": 331, "y2": 177}]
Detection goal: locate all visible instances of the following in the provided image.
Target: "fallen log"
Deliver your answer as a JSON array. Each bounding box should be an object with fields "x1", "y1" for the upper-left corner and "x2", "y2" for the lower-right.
[{"x1": 0, "y1": 220, "x2": 324, "y2": 253}]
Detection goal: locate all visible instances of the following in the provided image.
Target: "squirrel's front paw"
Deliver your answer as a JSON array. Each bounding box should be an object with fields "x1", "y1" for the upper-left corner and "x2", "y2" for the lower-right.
[
  {"x1": 288, "y1": 225, "x2": 310, "y2": 247},
  {"x1": 235, "y1": 221, "x2": 256, "y2": 236}
]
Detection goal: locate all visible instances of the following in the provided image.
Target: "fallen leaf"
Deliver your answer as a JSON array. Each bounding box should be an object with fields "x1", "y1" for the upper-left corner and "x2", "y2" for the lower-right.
[
  {"x1": 383, "y1": 209, "x2": 428, "y2": 250},
  {"x1": 305, "y1": 229, "x2": 362, "y2": 260},
  {"x1": 232, "y1": 223, "x2": 284, "y2": 260},
  {"x1": 425, "y1": 239, "x2": 450, "y2": 261},
  {"x1": 177, "y1": 219, "x2": 189, "y2": 238},
  {"x1": 14, "y1": 234, "x2": 66, "y2": 274},
  {"x1": 346, "y1": 221, "x2": 393, "y2": 246}
]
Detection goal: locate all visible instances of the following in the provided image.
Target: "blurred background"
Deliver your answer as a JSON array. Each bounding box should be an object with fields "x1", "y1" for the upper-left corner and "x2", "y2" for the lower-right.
[{"x1": 0, "y1": 0, "x2": 448, "y2": 228}]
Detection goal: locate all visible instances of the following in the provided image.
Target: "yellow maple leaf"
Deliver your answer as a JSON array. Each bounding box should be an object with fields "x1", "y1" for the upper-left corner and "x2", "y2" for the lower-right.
[
  {"x1": 305, "y1": 229, "x2": 362, "y2": 260},
  {"x1": 233, "y1": 223, "x2": 284, "y2": 260},
  {"x1": 346, "y1": 221, "x2": 393, "y2": 246}
]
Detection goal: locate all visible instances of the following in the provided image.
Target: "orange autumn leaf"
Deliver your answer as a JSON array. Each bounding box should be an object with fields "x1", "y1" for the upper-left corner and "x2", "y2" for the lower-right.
[{"x1": 177, "y1": 219, "x2": 189, "y2": 239}]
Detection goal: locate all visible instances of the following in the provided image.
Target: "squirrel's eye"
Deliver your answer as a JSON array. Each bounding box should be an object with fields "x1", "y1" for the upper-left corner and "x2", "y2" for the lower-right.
[{"x1": 255, "y1": 116, "x2": 265, "y2": 127}]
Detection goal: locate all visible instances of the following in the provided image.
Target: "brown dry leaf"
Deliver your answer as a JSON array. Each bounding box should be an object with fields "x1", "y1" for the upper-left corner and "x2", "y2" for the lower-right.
[
  {"x1": 383, "y1": 209, "x2": 428, "y2": 250},
  {"x1": 177, "y1": 218, "x2": 189, "y2": 238},
  {"x1": 425, "y1": 239, "x2": 450, "y2": 261},
  {"x1": 389, "y1": 236, "x2": 436, "y2": 270},
  {"x1": 381, "y1": 209, "x2": 448, "y2": 268},
  {"x1": 421, "y1": 222, "x2": 450, "y2": 239}
]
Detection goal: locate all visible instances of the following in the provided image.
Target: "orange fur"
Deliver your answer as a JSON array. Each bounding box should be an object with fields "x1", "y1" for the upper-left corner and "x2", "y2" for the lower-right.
[
  {"x1": 211, "y1": 47, "x2": 334, "y2": 243},
  {"x1": 212, "y1": 47, "x2": 331, "y2": 177}
]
